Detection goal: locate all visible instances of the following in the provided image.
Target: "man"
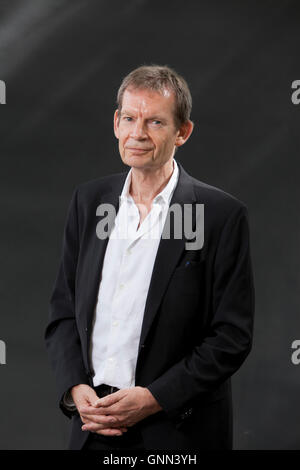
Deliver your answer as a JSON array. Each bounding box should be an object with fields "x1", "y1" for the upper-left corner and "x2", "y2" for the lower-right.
[{"x1": 45, "y1": 65, "x2": 255, "y2": 450}]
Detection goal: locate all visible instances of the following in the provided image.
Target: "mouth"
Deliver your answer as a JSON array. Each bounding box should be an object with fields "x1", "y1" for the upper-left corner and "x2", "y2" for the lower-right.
[{"x1": 126, "y1": 147, "x2": 152, "y2": 153}]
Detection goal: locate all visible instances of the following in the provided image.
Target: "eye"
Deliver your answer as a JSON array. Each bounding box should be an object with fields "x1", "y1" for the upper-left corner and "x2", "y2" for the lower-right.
[
  {"x1": 123, "y1": 116, "x2": 133, "y2": 122},
  {"x1": 152, "y1": 120, "x2": 161, "y2": 125}
]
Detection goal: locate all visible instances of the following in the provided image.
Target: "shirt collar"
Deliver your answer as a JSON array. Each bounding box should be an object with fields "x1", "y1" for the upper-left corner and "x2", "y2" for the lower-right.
[{"x1": 120, "y1": 158, "x2": 179, "y2": 206}]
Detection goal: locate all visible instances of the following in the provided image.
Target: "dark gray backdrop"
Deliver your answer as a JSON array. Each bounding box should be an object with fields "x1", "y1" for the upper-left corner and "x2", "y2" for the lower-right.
[{"x1": 0, "y1": 0, "x2": 299, "y2": 449}]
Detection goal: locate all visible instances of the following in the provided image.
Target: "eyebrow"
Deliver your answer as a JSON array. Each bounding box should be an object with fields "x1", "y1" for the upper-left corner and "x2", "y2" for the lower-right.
[{"x1": 120, "y1": 110, "x2": 166, "y2": 121}]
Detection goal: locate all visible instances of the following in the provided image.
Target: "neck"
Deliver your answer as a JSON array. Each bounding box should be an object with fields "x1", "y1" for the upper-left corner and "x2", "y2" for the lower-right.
[{"x1": 129, "y1": 159, "x2": 174, "y2": 204}]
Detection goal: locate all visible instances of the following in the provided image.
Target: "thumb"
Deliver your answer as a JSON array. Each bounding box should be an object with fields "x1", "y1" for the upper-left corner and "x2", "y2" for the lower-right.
[{"x1": 84, "y1": 387, "x2": 99, "y2": 406}]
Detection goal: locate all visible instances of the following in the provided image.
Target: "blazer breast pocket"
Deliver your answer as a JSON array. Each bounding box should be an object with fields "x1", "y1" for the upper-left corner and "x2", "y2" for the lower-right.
[
  {"x1": 177, "y1": 259, "x2": 204, "y2": 269},
  {"x1": 170, "y1": 259, "x2": 205, "y2": 295}
]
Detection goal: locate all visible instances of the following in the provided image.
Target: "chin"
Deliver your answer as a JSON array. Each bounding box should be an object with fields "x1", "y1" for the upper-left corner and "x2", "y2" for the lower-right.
[{"x1": 122, "y1": 152, "x2": 153, "y2": 168}]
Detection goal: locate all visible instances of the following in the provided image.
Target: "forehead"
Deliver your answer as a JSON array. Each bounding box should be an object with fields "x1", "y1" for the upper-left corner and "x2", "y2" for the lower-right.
[{"x1": 121, "y1": 87, "x2": 176, "y2": 116}]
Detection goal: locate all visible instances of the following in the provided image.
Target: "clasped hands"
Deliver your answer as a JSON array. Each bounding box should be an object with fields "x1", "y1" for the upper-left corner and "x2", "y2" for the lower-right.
[{"x1": 71, "y1": 384, "x2": 162, "y2": 436}]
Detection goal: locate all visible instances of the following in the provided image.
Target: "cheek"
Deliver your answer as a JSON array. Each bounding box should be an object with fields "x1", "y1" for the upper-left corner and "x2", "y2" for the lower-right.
[
  {"x1": 154, "y1": 135, "x2": 168, "y2": 149},
  {"x1": 160, "y1": 136, "x2": 172, "y2": 150},
  {"x1": 118, "y1": 130, "x2": 127, "y2": 145}
]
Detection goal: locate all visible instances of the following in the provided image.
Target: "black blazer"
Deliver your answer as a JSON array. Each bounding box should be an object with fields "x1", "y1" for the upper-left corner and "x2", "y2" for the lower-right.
[{"x1": 45, "y1": 161, "x2": 255, "y2": 450}]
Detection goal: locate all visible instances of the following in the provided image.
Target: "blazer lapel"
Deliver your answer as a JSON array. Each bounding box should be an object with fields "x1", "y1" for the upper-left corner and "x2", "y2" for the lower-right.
[{"x1": 137, "y1": 162, "x2": 197, "y2": 355}]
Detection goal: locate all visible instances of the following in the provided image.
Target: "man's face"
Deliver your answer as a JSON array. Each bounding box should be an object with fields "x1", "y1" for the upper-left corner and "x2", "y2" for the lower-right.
[{"x1": 114, "y1": 87, "x2": 186, "y2": 170}]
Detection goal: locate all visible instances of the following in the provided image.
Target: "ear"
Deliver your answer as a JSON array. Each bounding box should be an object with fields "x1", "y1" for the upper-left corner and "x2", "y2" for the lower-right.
[
  {"x1": 113, "y1": 109, "x2": 120, "y2": 139},
  {"x1": 175, "y1": 120, "x2": 194, "y2": 147}
]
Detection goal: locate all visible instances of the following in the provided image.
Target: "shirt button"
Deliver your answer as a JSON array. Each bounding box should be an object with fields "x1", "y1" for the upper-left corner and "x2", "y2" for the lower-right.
[
  {"x1": 127, "y1": 249, "x2": 132, "y2": 255},
  {"x1": 112, "y1": 321, "x2": 118, "y2": 327},
  {"x1": 119, "y1": 283, "x2": 125, "y2": 290}
]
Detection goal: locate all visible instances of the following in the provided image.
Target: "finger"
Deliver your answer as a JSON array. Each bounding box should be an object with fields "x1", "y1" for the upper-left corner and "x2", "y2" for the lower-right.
[
  {"x1": 96, "y1": 428, "x2": 128, "y2": 436},
  {"x1": 87, "y1": 390, "x2": 99, "y2": 403},
  {"x1": 80, "y1": 413, "x2": 119, "y2": 426},
  {"x1": 80, "y1": 404, "x2": 119, "y2": 417},
  {"x1": 81, "y1": 416, "x2": 90, "y2": 424},
  {"x1": 79, "y1": 405, "x2": 107, "y2": 415},
  {"x1": 93, "y1": 392, "x2": 123, "y2": 408},
  {"x1": 95, "y1": 428, "x2": 126, "y2": 436},
  {"x1": 82, "y1": 422, "x2": 126, "y2": 433}
]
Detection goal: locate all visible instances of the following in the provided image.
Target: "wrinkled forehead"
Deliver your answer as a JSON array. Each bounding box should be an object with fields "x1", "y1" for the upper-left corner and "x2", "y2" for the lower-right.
[{"x1": 120, "y1": 86, "x2": 176, "y2": 116}]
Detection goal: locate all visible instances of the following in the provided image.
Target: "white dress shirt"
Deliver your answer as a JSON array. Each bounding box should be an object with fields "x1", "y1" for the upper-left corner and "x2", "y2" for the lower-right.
[{"x1": 89, "y1": 158, "x2": 179, "y2": 389}]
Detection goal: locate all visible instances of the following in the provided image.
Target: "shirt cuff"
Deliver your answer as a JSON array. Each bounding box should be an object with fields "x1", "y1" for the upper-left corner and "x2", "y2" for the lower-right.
[{"x1": 63, "y1": 389, "x2": 77, "y2": 411}]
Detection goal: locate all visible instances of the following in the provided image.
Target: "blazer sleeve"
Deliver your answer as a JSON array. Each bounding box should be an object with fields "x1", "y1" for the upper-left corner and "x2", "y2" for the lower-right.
[
  {"x1": 44, "y1": 188, "x2": 90, "y2": 419},
  {"x1": 146, "y1": 204, "x2": 255, "y2": 424}
]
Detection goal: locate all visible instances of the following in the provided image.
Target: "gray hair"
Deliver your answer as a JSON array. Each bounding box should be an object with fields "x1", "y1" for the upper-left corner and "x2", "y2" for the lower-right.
[{"x1": 116, "y1": 64, "x2": 192, "y2": 129}]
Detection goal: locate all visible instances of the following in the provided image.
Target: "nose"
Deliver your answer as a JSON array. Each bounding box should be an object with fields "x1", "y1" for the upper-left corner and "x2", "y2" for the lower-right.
[{"x1": 130, "y1": 118, "x2": 147, "y2": 139}]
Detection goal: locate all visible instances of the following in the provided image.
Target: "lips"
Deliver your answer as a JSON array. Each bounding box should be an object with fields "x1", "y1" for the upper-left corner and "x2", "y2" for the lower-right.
[{"x1": 127, "y1": 147, "x2": 151, "y2": 152}]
